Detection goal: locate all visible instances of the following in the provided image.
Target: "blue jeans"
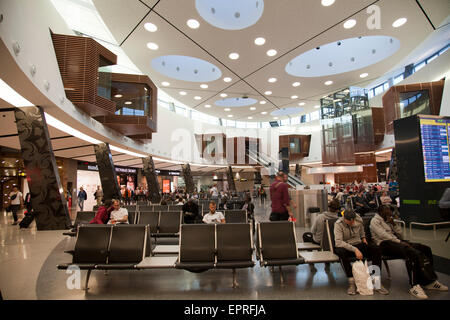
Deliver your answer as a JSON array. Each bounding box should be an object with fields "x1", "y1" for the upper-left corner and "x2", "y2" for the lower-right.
[{"x1": 78, "y1": 199, "x2": 84, "y2": 211}]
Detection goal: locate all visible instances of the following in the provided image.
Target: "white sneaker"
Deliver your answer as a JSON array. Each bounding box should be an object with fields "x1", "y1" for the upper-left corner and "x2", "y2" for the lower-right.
[
  {"x1": 409, "y1": 285, "x2": 428, "y2": 299},
  {"x1": 424, "y1": 280, "x2": 448, "y2": 291}
]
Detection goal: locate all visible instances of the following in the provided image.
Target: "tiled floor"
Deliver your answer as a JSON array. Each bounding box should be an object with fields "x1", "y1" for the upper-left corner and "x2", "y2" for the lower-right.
[{"x1": 1, "y1": 203, "x2": 449, "y2": 300}]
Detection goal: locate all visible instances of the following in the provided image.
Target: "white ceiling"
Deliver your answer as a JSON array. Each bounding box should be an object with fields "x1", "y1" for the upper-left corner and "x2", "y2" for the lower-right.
[{"x1": 90, "y1": 0, "x2": 448, "y2": 122}]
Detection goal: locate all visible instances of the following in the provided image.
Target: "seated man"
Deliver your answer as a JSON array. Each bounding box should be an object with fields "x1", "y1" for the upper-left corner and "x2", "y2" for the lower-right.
[
  {"x1": 202, "y1": 201, "x2": 225, "y2": 224},
  {"x1": 364, "y1": 189, "x2": 378, "y2": 209},
  {"x1": 107, "y1": 199, "x2": 129, "y2": 224},
  {"x1": 89, "y1": 199, "x2": 113, "y2": 224},
  {"x1": 182, "y1": 198, "x2": 201, "y2": 224},
  {"x1": 371, "y1": 205, "x2": 448, "y2": 299},
  {"x1": 303, "y1": 198, "x2": 340, "y2": 245},
  {"x1": 334, "y1": 209, "x2": 388, "y2": 295},
  {"x1": 353, "y1": 190, "x2": 371, "y2": 216}
]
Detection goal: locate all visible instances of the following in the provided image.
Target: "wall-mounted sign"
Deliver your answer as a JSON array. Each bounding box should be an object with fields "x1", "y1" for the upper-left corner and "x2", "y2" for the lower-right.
[{"x1": 78, "y1": 161, "x2": 137, "y2": 174}]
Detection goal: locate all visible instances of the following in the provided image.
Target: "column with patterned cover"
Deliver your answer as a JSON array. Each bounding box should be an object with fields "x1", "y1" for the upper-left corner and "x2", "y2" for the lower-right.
[
  {"x1": 181, "y1": 163, "x2": 195, "y2": 194},
  {"x1": 226, "y1": 166, "x2": 236, "y2": 192},
  {"x1": 142, "y1": 156, "x2": 161, "y2": 204},
  {"x1": 14, "y1": 106, "x2": 71, "y2": 230},
  {"x1": 93, "y1": 143, "x2": 121, "y2": 201}
]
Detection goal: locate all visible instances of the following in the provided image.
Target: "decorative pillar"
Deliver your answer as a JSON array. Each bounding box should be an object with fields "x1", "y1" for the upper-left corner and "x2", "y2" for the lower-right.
[
  {"x1": 226, "y1": 166, "x2": 236, "y2": 192},
  {"x1": 142, "y1": 156, "x2": 161, "y2": 203},
  {"x1": 181, "y1": 163, "x2": 195, "y2": 194},
  {"x1": 14, "y1": 106, "x2": 71, "y2": 230},
  {"x1": 93, "y1": 143, "x2": 121, "y2": 201},
  {"x1": 295, "y1": 164, "x2": 302, "y2": 179},
  {"x1": 280, "y1": 147, "x2": 289, "y2": 174},
  {"x1": 388, "y1": 148, "x2": 398, "y2": 182}
]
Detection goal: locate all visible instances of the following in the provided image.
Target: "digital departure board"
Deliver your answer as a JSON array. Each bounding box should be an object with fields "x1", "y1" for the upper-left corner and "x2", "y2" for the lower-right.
[{"x1": 419, "y1": 116, "x2": 450, "y2": 182}]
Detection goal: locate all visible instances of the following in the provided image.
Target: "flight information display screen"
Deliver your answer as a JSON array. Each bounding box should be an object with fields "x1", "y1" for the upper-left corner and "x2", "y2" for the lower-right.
[{"x1": 419, "y1": 116, "x2": 450, "y2": 182}]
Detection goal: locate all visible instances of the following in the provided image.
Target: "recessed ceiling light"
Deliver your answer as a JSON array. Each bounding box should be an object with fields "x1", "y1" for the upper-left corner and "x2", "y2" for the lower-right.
[
  {"x1": 223, "y1": 77, "x2": 232, "y2": 82},
  {"x1": 205, "y1": 104, "x2": 211, "y2": 108},
  {"x1": 254, "y1": 37, "x2": 266, "y2": 45},
  {"x1": 161, "y1": 82, "x2": 170, "y2": 87},
  {"x1": 273, "y1": 117, "x2": 278, "y2": 120},
  {"x1": 250, "y1": 107, "x2": 256, "y2": 110},
  {"x1": 343, "y1": 19, "x2": 357, "y2": 29},
  {"x1": 321, "y1": 0, "x2": 335, "y2": 6},
  {"x1": 360, "y1": 73, "x2": 369, "y2": 78},
  {"x1": 248, "y1": 116, "x2": 253, "y2": 119},
  {"x1": 264, "y1": 91, "x2": 272, "y2": 95},
  {"x1": 200, "y1": 84, "x2": 208, "y2": 89},
  {"x1": 314, "y1": 105, "x2": 321, "y2": 109},
  {"x1": 267, "y1": 49, "x2": 277, "y2": 57},
  {"x1": 194, "y1": 96, "x2": 202, "y2": 100},
  {"x1": 259, "y1": 101, "x2": 266, "y2": 104},
  {"x1": 224, "y1": 108, "x2": 231, "y2": 111},
  {"x1": 324, "y1": 80, "x2": 333, "y2": 86},
  {"x1": 299, "y1": 102, "x2": 305, "y2": 106},
  {"x1": 227, "y1": 115, "x2": 233, "y2": 117},
  {"x1": 268, "y1": 77, "x2": 277, "y2": 83},
  {"x1": 292, "y1": 82, "x2": 301, "y2": 87},
  {"x1": 291, "y1": 95, "x2": 298, "y2": 99},
  {"x1": 146, "y1": 42, "x2": 159, "y2": 50},
  {"x1": 179, "y1": 91, "x2": 187, "y2": 95},
  {"x1": 114, "y1": 94, "x2": 123, "y2": 98},
  {"x1": 392, "y1": 18, "x2": 407, "y2": 28},
  {"x1": 187, "y1": 19, "x2": 200, "y2": 29},
  {"x1": 144, "y1": 22, "x2": 157, "y2": 32},
  {"x1": 261, "y1": 111, "x2": 267, "y2": 115},
  {"x1": 220, "y1": 93, "x2": 228, "y2": 98},
  {"x1": 229, "y1": 52, "x2": 239, "y2": 60},
  {"x1": 125, "y1": 101, "x2": 132, "y2": 105}
]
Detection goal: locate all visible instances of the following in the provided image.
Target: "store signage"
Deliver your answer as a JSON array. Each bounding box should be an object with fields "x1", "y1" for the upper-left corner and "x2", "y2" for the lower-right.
[
  {"x1": 79, "y1": 162, "x2": 136, "y2": 174},
  {"x1": 155, "y1": 169, "x2": 180, "y2": 176}
]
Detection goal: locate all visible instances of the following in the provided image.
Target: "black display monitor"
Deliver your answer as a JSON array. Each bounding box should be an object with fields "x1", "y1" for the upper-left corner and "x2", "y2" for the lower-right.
[{"x1": 269, "y1": 121, "x2": 279, "y2": 127}]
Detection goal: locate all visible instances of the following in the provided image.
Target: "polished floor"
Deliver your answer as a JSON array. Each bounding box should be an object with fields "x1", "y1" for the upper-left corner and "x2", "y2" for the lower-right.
[{"x1": 1, "y1": 202, "x2": 449, "y2": 300}]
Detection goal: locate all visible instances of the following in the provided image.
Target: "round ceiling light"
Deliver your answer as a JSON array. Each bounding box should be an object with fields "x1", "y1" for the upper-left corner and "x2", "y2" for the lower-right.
[
  {"x1": 343, "y1": 19, "x2": 357, "y2": 29},
  {"x1": 314, "y1": 105, "x2": 321, "y2": 109},
  {"x1": 254, "y1": 37, "x2": 266, "y2": 45},
  {"x1": 228, "y1": 115, "x2": 233, "y2": 117},
  {"x1": 220, "y1": 93, "x2": 228, "y2": 97},
  {"x1": 392, "y1": 18, "x2": 407, "y2": 28},
  {"x1": 250, "y1": 107, "x2": 256, "y2": 110},
  {"x1": 215, "y1": 97, "x2": 258, "y2": 107},
  {"x1": 223, "y1": 77, "x2": 232, "y2": 82},
  {"x1": 268, "y1": 77, "x2": 277, "y2": 83},
  {"x1": 292, "y1": 82, "x2": 301, "y2": 87},
  {"x1": 248, "y1": 116, "x2": 253, "y2": 119},
  {"x1": 324, "y1": 80, "x2": 333, "y2": 86},
  {"x1": 114, "y1": 94, "x2": 123, "y2": 98},
  {"x1": 360, "y1": 73, "x2": 368, "y2": 78},
  {"x1": 271, "y1": 107, "x2": 304, "y2": 116},
  {"x1": 187, "y1": 19, "x2": 200, "y2": 29},
  {"x1": 264, "y1": 91, "x2": 272, "y2": 95},
  {"x1": 259, "y1": 101, "x2": 266, "y2": 104},
  {"x1": 291, "y1": 95, "x2": 298, "y2": 99},
  {"x1": 321, "y1": 0, "x2": 335, "y2": 6},
  {"x1": 273, "y1": 117, "x2": 278, "y2": 120},
  {"x1": 146, "y1": 42, "x2": 159, "y2": 50},
  {"x1": 200, "y1": 84, "x2": 208, "y2": 88},
  {"x1": 161, "y1": 82, "x2": 170, "y2": 87},
  {"x1": 144, "y1": 22, "x2": 157, "y2": 32},
  {"x1": 285, "y1": 36, "x2": 400, "y2": 77},
  {"x1": 195, "y1": 0, "x2": 264, "y2": 30},
  {"x1": 224, "y1": 108, "x2": 231, "y2": 111},
  {"x1": 267, "y1": 49, "x2": 277, "y2": 56},
  {"x1": 179, "y1": 91, "x2": 187, "y2": 95},
  {"x1": 151, "y1": 55, "x2": 222, "y2": 82},
  {"x1": 229, "y1": 52, "x2": 239, "y2": 60},
  {"x1": 125, "y1": 101, "x2": 132, "y2": 105},
  {"x1": 194, "y1": 96, "x2": 202, "y2": 100},
  {"x1": 261, "y1": 111, "x2": 267, "y2": 115},
  {"x1": 205, "y1": 104, "x2": 211, "y2": 108},
  {"x1": 299, "y1": 102, "x2": 305, "y2": 106}
]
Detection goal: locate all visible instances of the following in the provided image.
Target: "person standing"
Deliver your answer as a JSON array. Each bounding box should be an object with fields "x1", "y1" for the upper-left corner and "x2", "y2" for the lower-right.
[
  {"x1": 9, "y1": 186, "x2": 23, "y2": 225},
  {"x1": 210, "y1": 184, "x2": 219, "y2": 200},
  {"x1": 269, "y1": 172, "x2": 292, "y2": 221},
  {"x1": 259, "y1": 185, "x2": 267, "y2": 205},
  {"x1": 94, "y1": 186, "x2": 103, "y2": 206},
  {"x1": 77, "y1": 187, "x2": 87, "y2": 211}
]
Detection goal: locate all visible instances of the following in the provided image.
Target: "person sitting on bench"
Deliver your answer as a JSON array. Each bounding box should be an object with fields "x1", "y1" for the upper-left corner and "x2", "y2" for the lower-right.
[
  {"x1": 203, "y1": 201, "x2": 225, "y2": 224},
  {"x1": 89, "y1": 199, "x2": 113, "y2": 224},
  {"x1": 303, "y1": 199, "x2": 340, "y2": 245},
  {"x1": 370, "y1": 205, "x2": 448, "y2": 299},
  {"x1": 182, "y1": 198, "x2": 201, "y2": 224},
  {"x1": 334, "y1": 209, "x2": 389, "y2": 295},
  {"x1": 353, "y1": 190, "x2": 371, "y2": 216},
  {"x1": 107, "y1": 199, "x2": 129, "y2": 225}
]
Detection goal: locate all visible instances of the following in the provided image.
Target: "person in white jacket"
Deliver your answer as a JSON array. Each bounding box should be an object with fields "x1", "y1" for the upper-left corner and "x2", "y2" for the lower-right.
[{"x1": 370, "y1": 205, "x2": 448, "y2": 299}]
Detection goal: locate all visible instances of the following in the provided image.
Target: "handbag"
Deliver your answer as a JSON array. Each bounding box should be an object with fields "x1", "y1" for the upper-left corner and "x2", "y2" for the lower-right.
[
  {"x1": 10, "y1": 194, "x2": 17, "y2": 201},
  {"x1": 352, "y1": 260, "x2": 374, "y2": 295}
]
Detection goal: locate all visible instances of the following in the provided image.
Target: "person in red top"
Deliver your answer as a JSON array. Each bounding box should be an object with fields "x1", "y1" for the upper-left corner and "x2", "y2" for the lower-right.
[
  {"x1": 90, "y1": 199, "x2": 113, "y2": 224},
  {"x1": 269, "y1": 171, "x2": 292, "y2": 221}
]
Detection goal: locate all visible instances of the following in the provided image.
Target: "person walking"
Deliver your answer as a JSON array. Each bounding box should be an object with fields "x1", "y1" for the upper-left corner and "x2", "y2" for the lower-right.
[
  {"x1": 94, "y1": 186, "x2": 103, "y2": 206},
  {"x1": 269, "y1": 172, "x2": 292, "y2": 221},
  {"x1": 8, "y1": 186, "x2": 23, "y2": 225},
  {"x1": 77, "y1": 187, "x2": 87, "y2": 211}
]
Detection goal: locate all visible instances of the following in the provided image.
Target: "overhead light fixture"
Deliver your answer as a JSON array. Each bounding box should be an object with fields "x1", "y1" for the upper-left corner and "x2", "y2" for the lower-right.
[
  {"x1": 266, "y1": 49, "x2": 277, "y2": 57},
  {"x1": 224, "y1": 108, "x2": 231, "y2": 112},
  {"x1": 0, "y1": 79, "x2": 34, "y2": 107},
  {"x1": 227, "y1": 115, "x2": 233, "y2": 117},
  {"x1": 273, "y1": 117, "x2": 278, "y2": 120},
  {"x1": 314, "y1": 105, "x2": 320, "y2": 109},
  {"x1": 187, "y1": 19, "x2": 200, "y2": 29},
  {"x1": 161, "y1": 82, "x2": 170, "y2": 87},
  {"x1": 44, "y1": 113, "x2": 101, "y2": 144},
  {"x1": 324, "y1": 80, "x2": 333, "y2": 86},
  {"x1": 261, "y1": 111, "x2": 267, "y2": 115},
  {"x1": 114, "y1": 94, "x2": 123, "y2": 98},
  {"x1": 125, "y1": 101, "x2": 132, "y2": 105},
  {"x1": 110, "y1": 145, "x2": 146, "y2": 158},
  {"x1": 292, "y1": 82, "x2": 301, "y2": 87},
  {"x1": 220, "y1": 93, "x2": 227, "y2": 97},
  {"x1": 264, "y1": 91, "x2": 272, "y2": 95},
  {"x1": 250, "y1": 107, "x2": 256, "y2": 110},
  {"x1": 299, "y1": 102, "x2": 305, "y2": 106},
  {"x1": 229, "y1": 52, "x2": 239, "y2": 60},
  {"x1": 254, "y1": 37, "x2": 266, "y2": 45},
  {"x1": 375, "y1": 148, "x2": 393, "y2": 155},
  {"x1": 144, "y1": 22, "x2": 157, "y2": 32},
  {"x1": 268, "y1": 77, "x2": 277, "y2": 83},
  {"x1": 204, "y1": 104, "x2": 211, "y2": 108},
  {"x1": 321, "y1": 0, "x2": 335, "y2": 6},
  {"x1": 343, "y1": 19, "x2": 357, "y2": 29},
  {"x1": 248, "y1": 116, "x2": 253, "y2": 119},
  {"x1": 179, "y1": 91, "x2": 187, "y2": 95},
  {"x1": 291, "y1": 95, "x2": 298, "y2": 99},
  {"x1": 223, "y1": 77, "x2": 232, "y2": 82},
  {"x1": 392, "y1": 18, "x2": 407, "y2": 28},
  {"x1": 259, "y1": 101, "x2": 266, "y2": 104},
  {"x1": 360, "y1": 73, "x2": 369, "y2": 78},
  {"x1": 194, "y1": 96, "x2": 202, "y2": 100},
  {"x1": 146, "y1": 42, "x2": 159, "y2": 50},
  {"x1": 200, "y1": 84, "x2": 208, "y2": 89}
]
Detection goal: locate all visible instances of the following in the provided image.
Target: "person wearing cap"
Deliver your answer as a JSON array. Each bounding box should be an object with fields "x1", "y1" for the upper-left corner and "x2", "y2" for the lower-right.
[{"x1": 334, "y1": 209, "x2": 388, "y2": 295}]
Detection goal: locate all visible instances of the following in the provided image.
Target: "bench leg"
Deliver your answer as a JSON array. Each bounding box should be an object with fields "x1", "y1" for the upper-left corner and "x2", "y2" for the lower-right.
[
  {"x1": 104, "y1": 270, "x2": 108, "y2": 276},
  {"x1": 309, "y1": 264, "x2": 317, "y2": 272},
  {"x1": 84, "y1": 269, "x2": 92, "y2": 291},
  {"x1": 383, "y1": 260, "x2": 391, "y2": 280},
  {"x1": 445, "y1": 231, "x2": 450, "y2": 242},
  {"x1": 232, "y1": 269, "x2": 239, "y2": 288},
  {"x1": 279, "y1": 266, "x2": 284, "y2": 285}
]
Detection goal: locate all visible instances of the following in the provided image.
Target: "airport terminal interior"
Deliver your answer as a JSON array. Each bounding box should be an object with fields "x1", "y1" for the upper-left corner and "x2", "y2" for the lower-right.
[{"x1": 0, "y1": 0, "x2": 450, "y2": 301}]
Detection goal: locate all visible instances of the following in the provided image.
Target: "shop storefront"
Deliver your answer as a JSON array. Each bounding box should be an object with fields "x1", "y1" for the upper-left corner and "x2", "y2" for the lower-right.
[{"x1": 138, "y1": 169, "x2": 182, "y2": 194}]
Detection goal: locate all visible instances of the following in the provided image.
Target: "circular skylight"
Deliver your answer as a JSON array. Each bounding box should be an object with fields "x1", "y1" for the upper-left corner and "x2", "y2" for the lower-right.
[
  {"x1": 285, "y1": 36, "x2": 400, "y2": 77},
  {"x1": 151, "y1": 55, "x2": 222, "y2": 82},
  {"x1": 271, "y1": 107, "x2": 304, "y2": 116},
  {"x1": 195, "y1": 0, "x2": 264, "y2": 30},
  {"x1": 215, "y1": 97, "x2": 258, "y2": 107}
]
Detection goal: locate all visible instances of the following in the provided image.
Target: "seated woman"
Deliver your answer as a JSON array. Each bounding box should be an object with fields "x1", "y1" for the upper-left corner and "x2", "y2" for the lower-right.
[
  {"x1": 379, "y1": 191, "x2": 392, "y2": 205},
  {"x1": 89, "y1": 199, "x2": 113, "y2": 224},
  {"x1": 370, "y1": 205, "x2": 448, "y2": 299}
]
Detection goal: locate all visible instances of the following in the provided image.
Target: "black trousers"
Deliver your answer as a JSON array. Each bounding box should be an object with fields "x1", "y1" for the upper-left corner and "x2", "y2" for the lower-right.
[
  {"x1": 379, "y1": 240, "x2": 436, "y2": 286},
  {"x1": 11, "y1": 205, "x2": 20, "y2": 222},
  {"x1": 270, "y1": 211, "x2": 289, "y2": 221},
  {"x1": 335, "y1": 242, "x2": 382, "y2": 278}
]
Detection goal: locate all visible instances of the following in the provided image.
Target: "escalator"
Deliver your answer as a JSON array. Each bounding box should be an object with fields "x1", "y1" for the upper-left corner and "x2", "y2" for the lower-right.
[{"x1": 246, "y1": 149, "x2": 305, "y2": 188}]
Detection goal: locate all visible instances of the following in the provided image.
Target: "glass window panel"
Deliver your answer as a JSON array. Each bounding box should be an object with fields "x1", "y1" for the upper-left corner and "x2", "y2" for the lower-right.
[
  {"x1": 280, "y1": 118, "x2": 290, "y2": 126},
  {"x1": 414, "y1": 61, "x2": 426, "y2": 72},
  {"x1": 393, "y1": 74, "x2": 404, "y2": 85},
  {"x1": 374, "y1": 85, "x2": 384, "y2": 96},
  {"x1": 291, "y1": 117, "x2": 300, "y2": 125},
  {"x1": 262, "y1": 122, "x2": 270, "y2": 128},
  {"x1": 236, "y1": 121, "x2": 246, "y2": 128},
  {"x1": 247, "y1": 122, "x2": 258, "y2": 128}
]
